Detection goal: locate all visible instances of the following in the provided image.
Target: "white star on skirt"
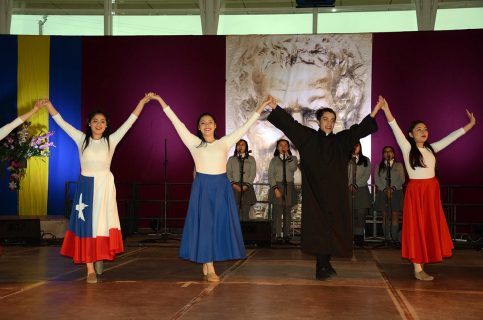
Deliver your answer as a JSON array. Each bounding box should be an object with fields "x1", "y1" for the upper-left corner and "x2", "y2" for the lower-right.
[{"x1": 76, "y1": 193, "x2": 88, "y2": 222}]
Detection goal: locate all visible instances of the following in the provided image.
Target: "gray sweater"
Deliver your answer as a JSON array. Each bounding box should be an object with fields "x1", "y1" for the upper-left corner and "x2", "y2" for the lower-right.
[
  {"x1": 226, "y1": 155, "x2": 256, "y2": 185},
  {"x1": 268, "y1": 155, "x2": 298, "y2": 188}
]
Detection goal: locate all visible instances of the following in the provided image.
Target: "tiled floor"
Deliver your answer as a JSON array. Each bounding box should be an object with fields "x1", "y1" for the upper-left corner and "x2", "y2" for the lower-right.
[{"x1": 0, "y1": 244, "x2": 482, "y2": 320}]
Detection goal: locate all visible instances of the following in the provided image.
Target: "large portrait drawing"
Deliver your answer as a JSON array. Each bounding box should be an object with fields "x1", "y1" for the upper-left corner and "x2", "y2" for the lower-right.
[{"x1": 226, "y1": 34, "x2": 372, "y2": 219}]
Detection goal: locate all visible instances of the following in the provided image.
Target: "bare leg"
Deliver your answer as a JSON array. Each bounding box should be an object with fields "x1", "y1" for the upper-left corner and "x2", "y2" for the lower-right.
[{"x1": 204, "y1": 262, "x2": 220, "y2": 282}]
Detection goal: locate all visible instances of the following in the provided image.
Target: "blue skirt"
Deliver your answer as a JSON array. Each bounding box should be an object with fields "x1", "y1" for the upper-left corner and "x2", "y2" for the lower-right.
[{"x1": 179, "y1": 172, "x2": 247, "y2": 263}]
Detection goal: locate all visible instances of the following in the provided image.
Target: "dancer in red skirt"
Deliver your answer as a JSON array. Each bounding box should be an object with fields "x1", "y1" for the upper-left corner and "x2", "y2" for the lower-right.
[
  {"x1": 380, "y1": 97, "x2": 476, "y2": 280},
  {"x1": 40, "y1": 93, "x2": 154, "y2": 283}
]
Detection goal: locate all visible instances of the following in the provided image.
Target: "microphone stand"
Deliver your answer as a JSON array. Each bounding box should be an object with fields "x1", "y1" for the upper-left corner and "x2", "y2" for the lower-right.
[
  {"x1": 238, "y1": 154, "x2": 245, "y2": 219},
  {"x1": 282, "y1": 154, "x2": 288, "y2": 241},
  {"x1": 385, "y1": 157, "x2": 394, "y2": 243},
  {"x1": 350, "y1": 156, "x2": 357, "y2": 247}
]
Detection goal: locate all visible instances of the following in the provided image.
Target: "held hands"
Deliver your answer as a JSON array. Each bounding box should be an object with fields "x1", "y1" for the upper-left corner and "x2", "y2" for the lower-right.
[
  {"x1": 139, "y1": 92, "x2": 156, "y2": 105},
  {"x1": 35, "y1": 98, "x2": 58, "y2": 116},
  {"x1": 256, "y1": 95, "x2": 277, "y2": 114},
  {"x1": 33, "y1": 99, "x2": 46, "y2": 112},
  {"x1": 370, "y1": 95, "x2": 386, "y2": 117},
  {"x1": 151, "y1": 94, "x2": 169, "y2": 109}
]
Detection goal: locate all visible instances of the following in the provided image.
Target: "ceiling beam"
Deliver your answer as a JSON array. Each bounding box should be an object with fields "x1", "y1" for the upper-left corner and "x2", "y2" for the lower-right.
[
  {"x1": 0, "y1": 0, "x2": 13, "y2": 34},
  {"x1": 415, "y1": 0, "x2": 437, "y2": 31},
  {"x1": 199, "y1": 0, "x2": 220, "y2": 35}
]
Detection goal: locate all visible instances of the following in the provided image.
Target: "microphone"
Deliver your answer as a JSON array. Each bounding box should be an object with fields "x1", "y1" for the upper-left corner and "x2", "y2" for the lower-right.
[{"x1": 385, "y1": 155, "x2": 391, "y2": 167}]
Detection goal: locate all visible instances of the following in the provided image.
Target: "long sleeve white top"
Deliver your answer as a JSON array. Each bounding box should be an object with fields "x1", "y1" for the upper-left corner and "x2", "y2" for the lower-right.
[
  {"x1": 0, "y1": 117, "x2": 23, "y2": 140},
  {"x1": 52, "y1": 113, "x2": 138, "y2": 176},
  {"x1": 163, "y1": 106, "x2": 260, "y2": 175},
  {"x1": 388, "y1": 119, "x2": 465, "y2": 179}
]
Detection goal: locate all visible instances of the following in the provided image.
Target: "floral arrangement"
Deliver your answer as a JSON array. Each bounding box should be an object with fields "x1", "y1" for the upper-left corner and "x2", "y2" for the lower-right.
[{"x1": 0, "y1": 122, "x2": 54, "y2": 190}]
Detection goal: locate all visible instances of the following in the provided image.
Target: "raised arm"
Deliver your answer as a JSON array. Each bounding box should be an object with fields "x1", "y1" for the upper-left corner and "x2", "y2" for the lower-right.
[
  {"x1": 266, "y1": 95, "x2": 314, "y2": 150},
  {"x1": 380, "y1": 97, "x2": 410, "y2": 153},
  {"x1": 19, "y1": 101, "x2": 44, "y2": 122},
  {"x1": 131, "y1": 92, "x2": 154, "y2": 117},
  {"x1": 152, "y1": 94, "x2": 200, "y2": 148},
  {"x1": 463, "y1": 109, "x2": 476, "y2": 133},
  {"x1": 110, "y1": 94, "x2": 154, "y2": 144},
  {"x1": 221, "y1": 97, "x2": 270, "y2": 147},
  {"x1": 0, "y1": 103, "x2": 43, "y2": 140},
  {"x1": 370, "y1": 95, "x2": 385, "y2": 118},
  {"x1": 41, "y1": 99, "x2": 84, "y2": 143},
  {"x1": 430, "y1": 110, "x2": 475, "y2": 153}
]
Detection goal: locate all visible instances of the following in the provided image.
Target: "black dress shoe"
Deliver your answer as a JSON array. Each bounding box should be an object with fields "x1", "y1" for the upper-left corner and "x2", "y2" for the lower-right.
[
  {"x1": 326, "y1": 262, "x2": 337, "y2": 276},
  {"x1": 315, "y1": 266, "x2": 332, "y2": 281}
]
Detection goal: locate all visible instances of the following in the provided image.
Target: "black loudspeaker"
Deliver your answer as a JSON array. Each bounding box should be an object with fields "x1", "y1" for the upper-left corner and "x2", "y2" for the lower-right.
[
  {"x1": 0, "y1": 219, "x2": 41, "y2": 246},
  {"x1": 241, "y1": 220, "x2": 271, "y2": 247}
]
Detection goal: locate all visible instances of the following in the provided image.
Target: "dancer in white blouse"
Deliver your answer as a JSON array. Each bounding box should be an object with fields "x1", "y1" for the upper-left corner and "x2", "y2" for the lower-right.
[
  {"x1": 152, "y1": 94, "x2": 269, "y2": 281},
  {"x1": 380, "y1": 96, "x2": 476, "y2": 281},
  {"x1": 40, "y1": 94, "x2": 154, "y2": 283}
]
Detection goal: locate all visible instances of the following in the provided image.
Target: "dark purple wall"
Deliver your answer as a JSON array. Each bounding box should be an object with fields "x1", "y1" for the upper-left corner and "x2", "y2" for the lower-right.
[
  {"x1": 81, "y1": 31, "x2": 483, "y2": 189},
  {"x1": 82, "y1": 36, "x2": 226, "y2": 185},
  {"x1": 372, "y1": 29, "x2": 483, "y2": 185}
]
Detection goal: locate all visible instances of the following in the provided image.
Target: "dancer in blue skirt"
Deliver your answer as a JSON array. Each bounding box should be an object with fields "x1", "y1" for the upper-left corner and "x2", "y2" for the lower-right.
[{"x1": 152, "y1": 94, "x2": 269, "y2": 281}]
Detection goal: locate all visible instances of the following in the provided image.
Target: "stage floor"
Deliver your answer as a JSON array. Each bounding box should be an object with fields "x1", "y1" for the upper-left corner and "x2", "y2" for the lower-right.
[{"x1": 0, "y1": 244, "x2": 482, "y2": 320}]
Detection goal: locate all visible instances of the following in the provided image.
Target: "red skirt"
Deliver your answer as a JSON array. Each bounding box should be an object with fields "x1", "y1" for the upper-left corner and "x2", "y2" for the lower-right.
[{"x1": 401, "y1": 177, "x2": 453, "y2": 264}]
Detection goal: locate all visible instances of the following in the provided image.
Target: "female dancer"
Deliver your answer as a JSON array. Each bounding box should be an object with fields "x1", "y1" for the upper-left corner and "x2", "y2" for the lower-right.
[
  {"x1": 374, "y1": 146, "x2": 405, "y2": 243},
  {"x1": 348, "y1": 141, "x2": 372, "y2": 247},
  {"x1": 380, "y1": 97, "x2": 476, "y2": 280},
  {"x1": 41, "y1": 93, "x2": 153, "y2": 283},
  {"x1": 152, "y1": 94, "x2": 268, "y2": 281},
  {"x1": 226, "y1": 139, "x2": 257, "y2": 221},
  {"x1": 268, "y1": 139, "x2": 298, "y2": 243}
]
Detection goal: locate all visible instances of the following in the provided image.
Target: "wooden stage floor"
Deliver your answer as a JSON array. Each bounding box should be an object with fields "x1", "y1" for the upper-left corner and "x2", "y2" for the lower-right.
[{"x1": 0, "y1": 243, "x2": 482, "y2": 320}]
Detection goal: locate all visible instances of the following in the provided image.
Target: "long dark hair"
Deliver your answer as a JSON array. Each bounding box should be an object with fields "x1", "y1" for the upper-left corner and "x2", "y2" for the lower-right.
[
  {"x1": 273, "y1": 139, "x2": 293, "y2": 156},
  {"x1": 349, "y1": 141, "x2": 368, "y2": 167},
  {"x1": 233, "y1": 139, "x2": 250, "y2": 158},
  {"x1": 82, "y1": 111, "x2": 111, "y2": 153},
  {"x1": 378, "y1": 145, "x2": 396, "y2": 176},
  {"x1": 196, "y1": 112, "x2": 217, "y2": 148},
  {"x1": 408, "y1": 120, "x2": 435, "y2": 170}
]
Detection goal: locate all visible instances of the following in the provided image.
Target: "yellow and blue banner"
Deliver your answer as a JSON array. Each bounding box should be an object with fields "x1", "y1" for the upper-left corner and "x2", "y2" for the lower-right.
[{"x1": 0, "y1": 35, "x2": 81, "y2": 216}]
